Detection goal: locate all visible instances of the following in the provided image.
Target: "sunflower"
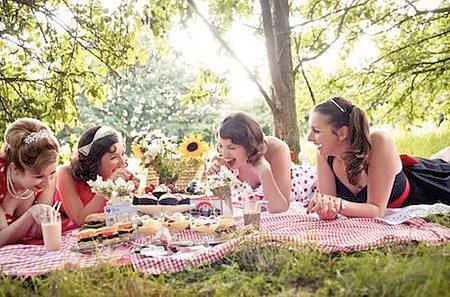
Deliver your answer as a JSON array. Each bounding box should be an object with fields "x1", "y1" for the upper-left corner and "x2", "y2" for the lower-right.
[
  {"x1": 131, "y1": 143, "x2": 145, "y2": 160},
  {"x1": 178, "y1": 133, "x2": 209, "y2": 160}
]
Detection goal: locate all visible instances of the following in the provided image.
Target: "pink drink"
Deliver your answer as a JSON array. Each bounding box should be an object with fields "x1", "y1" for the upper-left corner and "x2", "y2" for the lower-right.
[{"x1": 41, "y1": 215, "x2": 62, "y2": 251}]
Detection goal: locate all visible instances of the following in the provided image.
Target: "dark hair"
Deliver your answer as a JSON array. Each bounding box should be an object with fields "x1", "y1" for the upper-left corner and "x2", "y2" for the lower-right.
[
  {"x1": 70, "y1": 125, "x2": 119, "y2": 182},
  {"x1": 313, "y1": 97, "x2": 371, "y2": 186},
  {"x1": 2, "y1": 118, "x2": 59, "y2": 173},
  {"x1": 218, "y1": 112, "x2": 267, "y2": 165}
]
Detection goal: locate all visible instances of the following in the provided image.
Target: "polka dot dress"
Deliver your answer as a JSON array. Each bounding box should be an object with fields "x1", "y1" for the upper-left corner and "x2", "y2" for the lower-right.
[{"x1": 231, "y1": 163, "x2": 317, "y2": 208}]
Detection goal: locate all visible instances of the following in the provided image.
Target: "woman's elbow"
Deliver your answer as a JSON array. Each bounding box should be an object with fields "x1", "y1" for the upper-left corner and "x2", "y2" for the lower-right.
[{"x1": 267, "y1": 199, "x2": 289, "y2": 213}]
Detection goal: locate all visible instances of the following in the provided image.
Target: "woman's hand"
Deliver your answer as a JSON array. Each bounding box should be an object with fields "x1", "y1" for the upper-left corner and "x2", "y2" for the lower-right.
[
  {"x1": 206, "y1": 155, "x2": 229, "y2": 175},
  {"x1": 27, "y1": 204, "x2": 55, "y2": 225},
  {"x1": 109, "y1": 168, "x2": 133, "y2": 181},
  {"x1": 307, "y1": 192, "x2": 341, "y2": 220}
]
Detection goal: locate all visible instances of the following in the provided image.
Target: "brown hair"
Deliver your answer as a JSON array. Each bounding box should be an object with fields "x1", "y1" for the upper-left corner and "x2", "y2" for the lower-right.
[
  {"x1": 218, "y1": 112, "x2": 267, "y2": 165},
  {"x1": 71, "y1": 125, "x2": 120, "y2": 182},
  {"x1": 2, "y1": 118, "x2": 59, "y2": 173},
  {"x1": 313, "y1": 97, "x2": 371, "y2": 186}
]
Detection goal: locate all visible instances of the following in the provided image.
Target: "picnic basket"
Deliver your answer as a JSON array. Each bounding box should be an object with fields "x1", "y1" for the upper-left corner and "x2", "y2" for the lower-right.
[{"x1": 147, "y1": 163, "x2": 206, "y2": 190}]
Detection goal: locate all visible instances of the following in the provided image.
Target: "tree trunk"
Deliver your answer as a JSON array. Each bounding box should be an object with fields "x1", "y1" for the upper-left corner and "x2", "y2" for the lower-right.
[{"x1": 260, "y1": 0, "x2": 300, "y2": 162}]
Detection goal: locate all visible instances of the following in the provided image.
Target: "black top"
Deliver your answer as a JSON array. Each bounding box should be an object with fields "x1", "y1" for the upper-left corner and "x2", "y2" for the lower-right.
[{"x1": 327, "y1": 156, "x2": 407, "y2": 203}]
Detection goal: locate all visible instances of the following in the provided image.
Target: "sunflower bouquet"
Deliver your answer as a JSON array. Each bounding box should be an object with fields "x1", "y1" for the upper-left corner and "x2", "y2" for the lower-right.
[{"x1": 131, "y1": 130, "x2": 209, "y2": 185}]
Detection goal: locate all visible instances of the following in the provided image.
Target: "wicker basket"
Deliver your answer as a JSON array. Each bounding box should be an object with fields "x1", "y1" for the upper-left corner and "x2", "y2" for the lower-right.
[{"x1": 147, "y1": 163, "x2": 206, "y2": 190}]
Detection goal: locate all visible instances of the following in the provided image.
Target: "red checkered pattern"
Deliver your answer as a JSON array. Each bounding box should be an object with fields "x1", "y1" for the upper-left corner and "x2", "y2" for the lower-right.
[{"x1": 0, "y1": 213, "x2": 448, "y2": 276}]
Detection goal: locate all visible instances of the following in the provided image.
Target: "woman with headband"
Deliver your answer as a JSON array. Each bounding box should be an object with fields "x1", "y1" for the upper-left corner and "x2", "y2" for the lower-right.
[
  {"x1": 56, "y1": 125, "x2": 138, "y2": 227},
  {"x1": 0, "y1": 118, "x2": 59, "y2": 246},
  {"x1": 306, "y1": 96, "x2": 450, "y2": 219}
]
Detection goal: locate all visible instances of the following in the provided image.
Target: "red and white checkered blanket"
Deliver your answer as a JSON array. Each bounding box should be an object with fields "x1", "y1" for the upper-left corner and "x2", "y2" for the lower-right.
[{"x1": 1, "y1": 213, "x2": 448, "y2": 277}]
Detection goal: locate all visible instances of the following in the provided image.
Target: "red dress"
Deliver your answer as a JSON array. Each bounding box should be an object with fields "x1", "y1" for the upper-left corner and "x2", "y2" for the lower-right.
[
  {"x1": 54, "y1": 179, "x2": 106, "y2": 231},
  {"x1": 0, "y1": 157, "x2": 17, "y2": 225}
]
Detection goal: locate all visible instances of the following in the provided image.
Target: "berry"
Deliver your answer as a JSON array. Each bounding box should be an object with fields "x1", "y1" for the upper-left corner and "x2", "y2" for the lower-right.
[{"x1": 144, "y1": 185, "x2": 154, "y2": 193}]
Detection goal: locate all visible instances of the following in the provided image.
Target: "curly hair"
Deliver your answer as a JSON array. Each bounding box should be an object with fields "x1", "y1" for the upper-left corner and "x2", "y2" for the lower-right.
[
  {"x1": 314, "y1": 97, "x2": 371, "y2": 186},
  {"x1": 218, "y1": 112, "x2": 267, "y2": 165},
  {"x1": 2, "y1": 118, "x2": 59, "y2": 173},
  {"x1": 70, "y1": 125, "x2": 119, "y2": 182}
]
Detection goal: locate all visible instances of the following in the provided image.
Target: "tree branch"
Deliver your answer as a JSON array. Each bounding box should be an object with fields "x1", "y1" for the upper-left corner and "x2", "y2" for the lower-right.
[{"x1": 186, "y1": 0, "x2": 274, "y2": 109}]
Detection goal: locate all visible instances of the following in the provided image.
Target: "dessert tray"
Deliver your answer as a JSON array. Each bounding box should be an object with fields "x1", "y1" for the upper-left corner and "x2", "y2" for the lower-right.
[{"x1": 137, "y1": 204, "x2": 194, "y2": 216}]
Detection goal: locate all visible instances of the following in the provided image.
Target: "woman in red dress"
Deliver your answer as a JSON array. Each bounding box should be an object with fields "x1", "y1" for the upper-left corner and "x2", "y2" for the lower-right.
[{"x1": 0, "y1": 118, "x2": 59, "y2": 246}]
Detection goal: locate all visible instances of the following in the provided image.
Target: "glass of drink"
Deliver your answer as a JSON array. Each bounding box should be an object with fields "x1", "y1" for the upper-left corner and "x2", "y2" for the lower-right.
[
  {"x1": 243, "y1": 200, "x2": 262, "y2": 230},
  {"x1": 41, "y1": 213, "x2": 62, "y2": 252}
]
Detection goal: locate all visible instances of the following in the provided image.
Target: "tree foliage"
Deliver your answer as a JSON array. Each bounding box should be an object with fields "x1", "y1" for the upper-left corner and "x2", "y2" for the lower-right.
[
  {"x1": 291, "y1": 0, "x2": 450, "y2": 126},
  {"x1": 0, "y1": 0, "x2": 151, "y2": 135},
  {"x1": 69, "y1": 55, "x2": 227, "y2": 151}
]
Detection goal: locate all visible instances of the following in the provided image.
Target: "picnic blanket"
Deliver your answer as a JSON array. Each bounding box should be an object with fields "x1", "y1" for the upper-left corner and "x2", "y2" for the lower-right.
[{"x1": 1, "y1": 208, "x2": 449, "y2": 276}]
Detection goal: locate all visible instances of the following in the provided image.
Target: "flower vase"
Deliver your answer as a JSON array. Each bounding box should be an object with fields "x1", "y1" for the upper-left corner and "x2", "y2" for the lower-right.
[{"x1": 212, "y1": 186, "x2": 233, "y2": 217}]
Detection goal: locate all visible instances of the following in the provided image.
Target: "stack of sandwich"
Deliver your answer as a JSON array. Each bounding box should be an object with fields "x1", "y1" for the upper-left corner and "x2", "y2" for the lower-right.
[{"x1": 76, "y1": 213, "x2": 135, "y2": 251}]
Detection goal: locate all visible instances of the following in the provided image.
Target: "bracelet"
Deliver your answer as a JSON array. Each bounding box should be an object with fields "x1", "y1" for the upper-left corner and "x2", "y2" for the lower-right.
[{"x1": 339, "y1": 198, "x2": 347, "y2": 213}]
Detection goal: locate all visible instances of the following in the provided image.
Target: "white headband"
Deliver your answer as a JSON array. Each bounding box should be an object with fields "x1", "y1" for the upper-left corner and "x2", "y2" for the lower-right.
[
  {"x1": 78, "y1": 126, "x2": 119, "y2": 156},
  {"x1": 329, "y1": 98, "x2": 345, "y2": 112}
]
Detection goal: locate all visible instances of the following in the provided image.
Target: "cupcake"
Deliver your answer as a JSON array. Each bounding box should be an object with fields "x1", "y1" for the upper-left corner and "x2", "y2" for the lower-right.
[
  {"x1": 152, "y1": 184, "x2": 169, "y2": 198},
  {"x1": 158, "y1": 193, "x2": 178, "y2": 205},
  {"x1": 132, "y1": 193, "x2": 158, "y2": 205},
  {"x1": 163, "y1": 212, "x2": 190, "y2": 233},
  {"x1": 174, "y1": 193, "x2": 190, "y2": 205},
  {"x1": 190, "y1": 217, "x2": 219, "y2": 235},
  {"x1": 137, "y1": 218, "x2": 163, "y2": 235}
]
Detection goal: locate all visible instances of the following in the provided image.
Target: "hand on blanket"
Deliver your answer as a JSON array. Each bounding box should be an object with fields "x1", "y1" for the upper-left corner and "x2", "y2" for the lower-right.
[
  {"x1": 307, "y1": 192, "x2": 341, "y2": 220},
  {"x1": 27, "y1": 204, "x2": 55, "y2": 225}
]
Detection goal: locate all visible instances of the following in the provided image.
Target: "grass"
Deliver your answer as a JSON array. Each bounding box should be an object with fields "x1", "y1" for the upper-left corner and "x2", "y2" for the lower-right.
[{"x1": 1, "y1": 127, "x2": 449, "y2": 297}]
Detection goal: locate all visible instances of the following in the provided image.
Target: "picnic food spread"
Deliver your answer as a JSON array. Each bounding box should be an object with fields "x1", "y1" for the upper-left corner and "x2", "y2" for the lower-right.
[{"x1": 76, "y1": 214, "x2": 136, "y2": 251}]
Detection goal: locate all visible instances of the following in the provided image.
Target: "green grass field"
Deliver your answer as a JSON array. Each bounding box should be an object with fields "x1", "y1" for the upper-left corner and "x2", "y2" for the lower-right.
[{"x1": 1, "y1": 127, "x2": 449, "y2": 297}]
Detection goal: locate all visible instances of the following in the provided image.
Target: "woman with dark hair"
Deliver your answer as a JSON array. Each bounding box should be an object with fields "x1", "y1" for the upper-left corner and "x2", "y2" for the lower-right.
[
  {"x1": 306, "y1": 97, "x2": 450, "y2": 219},
  {"x1": 56, "y1": 125, "x2": 138, "y2": 227},
  {"x1": 208, "y1": 112, "x2": 317, "y2": 213},
  {"x1": 0, "y1": 118, "x2": 59, "y2": 246}
]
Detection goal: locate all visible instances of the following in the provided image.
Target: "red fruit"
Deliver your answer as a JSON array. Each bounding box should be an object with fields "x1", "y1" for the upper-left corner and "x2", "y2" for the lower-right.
[
  {"x1": 167, "y1": 184, "x2": 175, "y2": 191},
  {"x1": 145, "y1": 185, "x2": 154, "y2": 193}
]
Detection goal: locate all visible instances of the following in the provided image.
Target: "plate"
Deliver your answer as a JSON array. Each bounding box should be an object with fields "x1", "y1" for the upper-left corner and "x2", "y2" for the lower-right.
[{"x1": 138, "y1": 204, "x2": 193, "y2": 216}]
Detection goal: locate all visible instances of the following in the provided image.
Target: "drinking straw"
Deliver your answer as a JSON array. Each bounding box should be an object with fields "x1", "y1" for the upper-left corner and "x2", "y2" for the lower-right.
[{"x1": 54, "y1": 201, "x2": 62, "y2": 222}]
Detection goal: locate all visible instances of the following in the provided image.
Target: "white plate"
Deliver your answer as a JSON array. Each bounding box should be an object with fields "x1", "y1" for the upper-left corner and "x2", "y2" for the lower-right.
[{"x1": 138, "y1": 204, "x2": 193, "y2": 216}]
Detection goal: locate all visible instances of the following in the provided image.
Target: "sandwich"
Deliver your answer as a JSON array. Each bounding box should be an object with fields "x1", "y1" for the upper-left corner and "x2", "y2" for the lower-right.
[
  {"x1": 213, "y1": 216, "x2": 237, "y2": 242},
  {"x1": 76, "y1": 228, "x2": 99, "y2": 250},
  {"x1": 83, "y1": 213, "x2": 106, "y2": 229}
]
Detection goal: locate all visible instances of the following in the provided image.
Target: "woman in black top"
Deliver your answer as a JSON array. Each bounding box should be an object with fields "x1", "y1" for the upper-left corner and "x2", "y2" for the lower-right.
[{"x1": 306, "y1": 97, "x2": 449, "y2": 219}]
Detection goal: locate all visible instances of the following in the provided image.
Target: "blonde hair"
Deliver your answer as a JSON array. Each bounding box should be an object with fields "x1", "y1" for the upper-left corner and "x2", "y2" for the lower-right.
[{"x1": 2, "y1": 118, "x2": 59, "y2": 173}]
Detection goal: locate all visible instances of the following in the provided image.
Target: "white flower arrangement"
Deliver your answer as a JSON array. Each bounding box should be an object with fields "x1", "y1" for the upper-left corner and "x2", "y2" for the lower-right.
[
  {"x1": 205, "y1": 166, "x2": 253, "y2": 199},
  {"x1": 87, "y1": 175, "x2": 136, "y2": 205}
]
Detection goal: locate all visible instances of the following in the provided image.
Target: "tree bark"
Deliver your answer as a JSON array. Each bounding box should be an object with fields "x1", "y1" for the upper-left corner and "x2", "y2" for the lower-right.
[{"x1": 260, "y1": 0, "x2": 300, "y2": 162}]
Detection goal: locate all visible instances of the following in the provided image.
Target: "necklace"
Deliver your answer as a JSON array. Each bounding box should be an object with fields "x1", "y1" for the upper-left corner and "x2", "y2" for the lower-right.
[{"x1": 6, "y1": 167, "x2": 34, "y2": 200}]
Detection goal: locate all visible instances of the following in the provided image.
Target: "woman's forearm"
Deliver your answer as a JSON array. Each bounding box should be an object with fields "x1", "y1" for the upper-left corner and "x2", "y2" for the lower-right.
[
  {"x1": 259, "y1": 170, "x2": 290, "y2": 213},
  {"x1": 339, "y1": 200, "x2": 385, "y2": 218},
  {"x1": 0, "y1": 212, "x2": 35, "y2": 247},
  {"x1": 72, "y1": 195, "x2": 105, "y2": 226}
]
